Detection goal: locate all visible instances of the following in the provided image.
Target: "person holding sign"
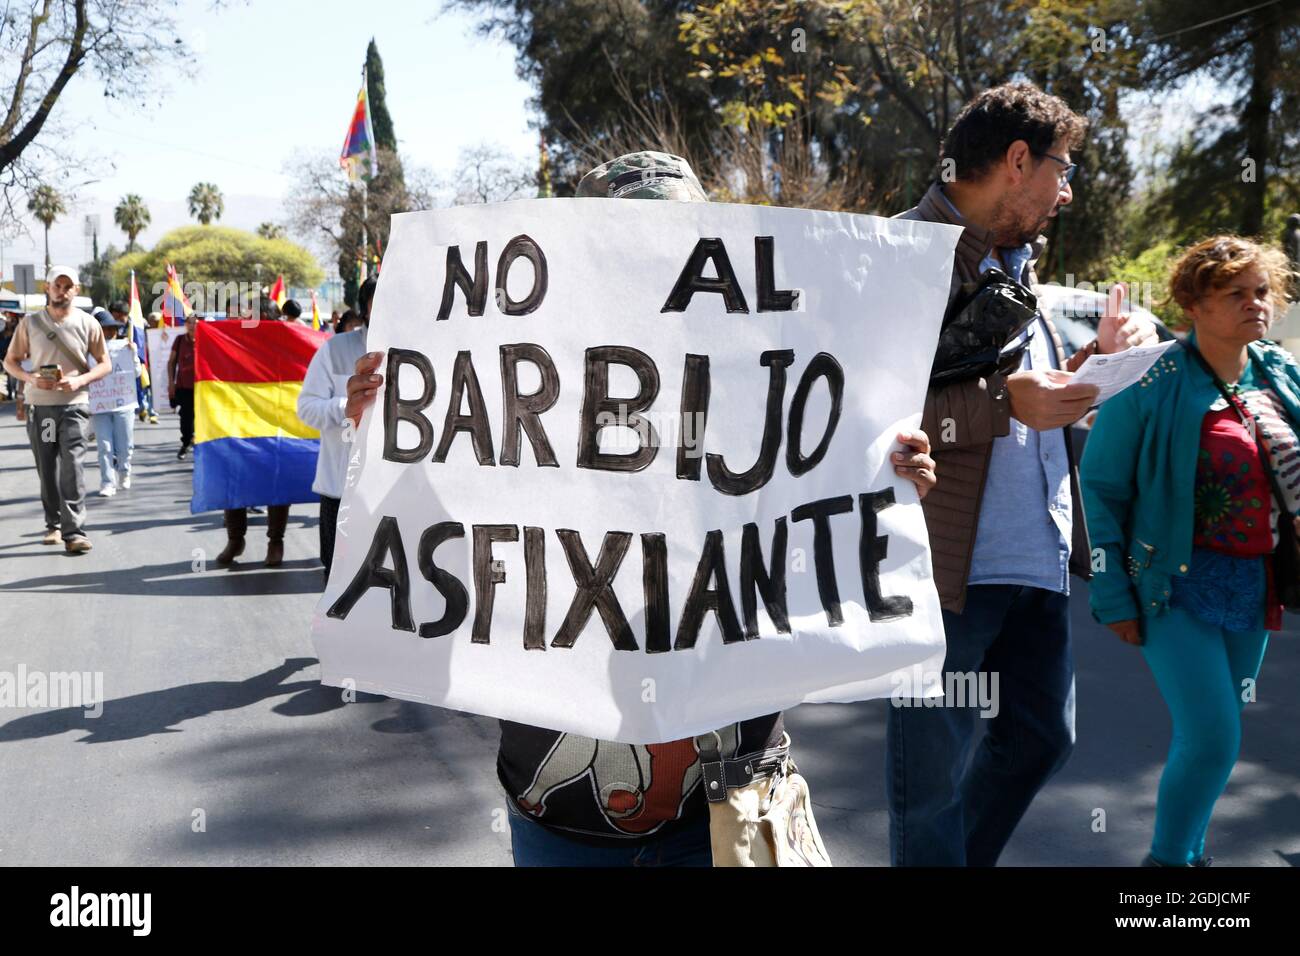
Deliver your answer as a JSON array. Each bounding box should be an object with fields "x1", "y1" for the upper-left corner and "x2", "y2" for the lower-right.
[
  {"x1": 1083, "y1": 237, "x2": 1299, "y2": 866},
  {"x1": 110, "y1": 300, "x2": 158, "y2": 426},
  {"x1": 342, "y1": 151, "x2": 938, "y2": 867},
  {"x1": 888, "y1": 83, "x2": 1158, "y2": 867},
  {"x1": 1, "y1": 266, "x2": 112, "y2": 554},
  {"x1": 88, "y1": 308, "x2": 141, "y2": 497}
]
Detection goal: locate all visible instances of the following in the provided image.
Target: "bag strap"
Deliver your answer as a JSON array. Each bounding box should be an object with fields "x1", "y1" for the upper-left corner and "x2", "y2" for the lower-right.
[
  {"x1": 694, "y1": 731, "x2": 790, "y2": 803},
  {"x1": 1182, "y1": 340, "x2": 1293, "y2": 522},
  {"x1": 28, "y1": 310, "x2": 90, "y2": 376}
]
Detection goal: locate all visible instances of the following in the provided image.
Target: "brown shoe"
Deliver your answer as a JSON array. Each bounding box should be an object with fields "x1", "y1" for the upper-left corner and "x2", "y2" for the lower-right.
[
  {"x1": 64, "y1": 536, "x2": 93, "y2": 555},
  {"x1": 265, "y1": 540, "x2": 284, "y2": 567},
  {"x1": 42, "y1": 528, "x2": 62, "y2": 546},
  {"x1": 216, "y1": 537, "x2": 246, "y2": 565}
]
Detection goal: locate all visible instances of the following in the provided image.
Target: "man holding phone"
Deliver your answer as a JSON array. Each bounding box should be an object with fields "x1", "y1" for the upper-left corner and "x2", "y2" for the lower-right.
[{"x1": 2, "y1": 266, "x2": 112, "y2": 553}]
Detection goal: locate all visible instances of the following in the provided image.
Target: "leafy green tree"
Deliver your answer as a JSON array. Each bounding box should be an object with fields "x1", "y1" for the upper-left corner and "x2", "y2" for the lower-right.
[
  {"x1": 365, "y1": 38, "x2": 398, "y2": 155},
  {"x1": 257, "y1": 222, "x2": 285, "y2": 240},
  {"x1": 80, "y1": 244, "x2": 122, "y2": 306},
  {"x1": 284, "y1": 146, "x2": 435, "y2": 305},
  {"x1": 681, "y1": 0, "x2": 1143, "y2": 277},
  {"x1": 1135, "y1": 0, "x2": 1300, "y2": 240},
  {"x1": 111, "y1": 225, "x2": 324, "y2": 304},
  {"x1": 0, "y1": 1, "x2": 187, "y2": 225},
  {"x1": 457, "y1": 0, "x2": 1142, "y2": 279},
  {"x1": 27, "y1": 183, "x2": 65, "y2": 271},
  {"x1": 333, "y1": 40, "x2": 410, "y2": 306},
  {"x1": 114, "y1": 194, "x2": 151, "y2": 251},
  {"x1": 449, "y1": 0, "x2": 719, "y2": 194},
  {"x1": 1105, "y1": 240, "x2": 1182, "y2": 327},
  {"x1": 187, "y1": 182, "x2": 224, "y2": 225}
]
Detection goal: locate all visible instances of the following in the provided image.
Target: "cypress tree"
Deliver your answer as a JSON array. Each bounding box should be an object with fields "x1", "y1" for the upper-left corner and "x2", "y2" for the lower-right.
[{"x1": 340, "y1": 39, "x2": 408, "y2": 305}]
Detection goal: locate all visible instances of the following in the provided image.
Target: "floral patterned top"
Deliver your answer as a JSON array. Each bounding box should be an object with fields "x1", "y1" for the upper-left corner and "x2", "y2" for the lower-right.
[
  {"x1": 1193, "y1": 365, "x2": 1300, "y2": 551},
  {"x1": 1177, "y1": 363, "x2": 1300, "y2": 631},
  {"x1": 1193, "y1": 405, "x2": 1273, "y2": 555}
]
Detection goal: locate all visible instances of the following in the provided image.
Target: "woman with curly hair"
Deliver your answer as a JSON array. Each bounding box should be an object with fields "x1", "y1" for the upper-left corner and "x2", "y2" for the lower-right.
[{"x1": 1082, "y1": 235, "x2": 1298, "y2": 866}]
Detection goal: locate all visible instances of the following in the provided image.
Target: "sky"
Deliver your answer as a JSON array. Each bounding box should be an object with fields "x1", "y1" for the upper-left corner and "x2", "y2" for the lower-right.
[{"x1": 1, "y1": 0, "x2": 536, "y2": 277}]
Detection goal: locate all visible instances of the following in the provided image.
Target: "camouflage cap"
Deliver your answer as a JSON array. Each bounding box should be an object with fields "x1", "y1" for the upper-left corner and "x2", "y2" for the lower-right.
[{"x1": 576, "y1": 150, "x2": 708, "y2": 202}]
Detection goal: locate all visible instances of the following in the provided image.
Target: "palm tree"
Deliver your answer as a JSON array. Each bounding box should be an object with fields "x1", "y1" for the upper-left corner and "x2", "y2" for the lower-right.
[
  {"x1": 27, "y1": 185, "x2": 66, "y2": 272},
  {"x1": 187, "y1": 182, "x2": 224, "y2": 225},
  {"x1": 256, "y1": 222, "x2": 284, "y2": 240},
  {"x1": 114, "y1": 194, "x2": 151, "y2": 251}
]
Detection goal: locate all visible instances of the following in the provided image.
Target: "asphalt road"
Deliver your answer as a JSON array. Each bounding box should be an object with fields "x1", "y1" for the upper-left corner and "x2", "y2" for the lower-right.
[{"x1": 0, "y1": 403, "x2": 1296, "y2": 866}]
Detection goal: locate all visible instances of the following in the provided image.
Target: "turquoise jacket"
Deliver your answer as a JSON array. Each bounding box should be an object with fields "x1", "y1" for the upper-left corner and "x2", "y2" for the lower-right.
[{"x1": 1081, "y1": 335, "x2": 1300, "y2": 625}]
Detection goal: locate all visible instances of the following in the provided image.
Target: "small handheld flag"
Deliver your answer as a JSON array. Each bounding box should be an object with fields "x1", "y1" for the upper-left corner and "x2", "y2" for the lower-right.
[
  {"x1": 129, "y1": 271, "x2": 150, "y2": 389},
  {"x1": 310, "y1": 290, "x2": 321, "y2": 331},
  {"x1": 269, "y1": 274, "x2": 287, "y2": 310}
]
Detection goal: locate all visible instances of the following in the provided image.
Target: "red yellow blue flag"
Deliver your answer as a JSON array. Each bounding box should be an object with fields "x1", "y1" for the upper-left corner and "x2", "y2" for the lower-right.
[{"x1": 190, "y1": 321, "x2": 329, "y2": 513}]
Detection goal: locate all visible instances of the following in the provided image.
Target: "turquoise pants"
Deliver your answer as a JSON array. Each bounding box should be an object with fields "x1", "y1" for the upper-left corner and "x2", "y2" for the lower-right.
[{"x1": 1141, "y1": 605, "x2": 1269, "y2": 865}]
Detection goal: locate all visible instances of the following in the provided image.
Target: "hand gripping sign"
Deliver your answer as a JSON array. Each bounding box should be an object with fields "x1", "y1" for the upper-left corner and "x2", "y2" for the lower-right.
[{"x1": 311, "y1": 198, "x2": 960, "y2": 744}]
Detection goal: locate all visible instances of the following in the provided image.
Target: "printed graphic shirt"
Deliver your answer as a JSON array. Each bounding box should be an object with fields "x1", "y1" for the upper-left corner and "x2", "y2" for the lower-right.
[{"x1": 498, "y1": 713, "x2": 784, "y2": 846}]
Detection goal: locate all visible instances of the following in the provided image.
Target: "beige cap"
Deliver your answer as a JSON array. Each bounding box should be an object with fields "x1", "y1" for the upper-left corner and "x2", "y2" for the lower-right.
[{"x1": 45, "y1": 265, "x2": 79, "y2": 285}]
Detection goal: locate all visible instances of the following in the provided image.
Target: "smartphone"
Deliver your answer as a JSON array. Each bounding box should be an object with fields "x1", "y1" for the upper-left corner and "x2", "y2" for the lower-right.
[{"x1": 38, "y1": 364, "x2": 62, "y2": 381}]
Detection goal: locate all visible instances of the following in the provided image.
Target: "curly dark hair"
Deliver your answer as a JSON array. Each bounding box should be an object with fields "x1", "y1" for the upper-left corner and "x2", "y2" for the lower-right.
[{"x1": 941, "y1": 82, "x2": 1088, "y2": 182}]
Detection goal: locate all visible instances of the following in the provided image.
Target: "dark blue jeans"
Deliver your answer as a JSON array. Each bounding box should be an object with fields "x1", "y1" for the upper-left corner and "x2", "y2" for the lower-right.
[
  {"x1": 887, "y1": 584, "x2": 1075, "y2": 866},
  {"x1": 507, "y1": 806, "x2": 713, "y2": 867}
]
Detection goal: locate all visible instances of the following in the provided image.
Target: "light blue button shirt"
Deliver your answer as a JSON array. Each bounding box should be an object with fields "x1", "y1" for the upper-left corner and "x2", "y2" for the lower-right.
[{"x1": 935, "y1": 189, "x2": 1072, "y2": 594}]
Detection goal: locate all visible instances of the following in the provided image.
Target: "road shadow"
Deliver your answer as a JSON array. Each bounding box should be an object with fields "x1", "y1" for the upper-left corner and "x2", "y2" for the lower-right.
[
  {"x1": 146, "y1": 708, "x2": 510, "y2": 864},
  {"x1": 0, "y1": 658, "x2": 323, "y2": 744},
  {"x1": 0, "y1": 557, "x2": 326, "y2": 595},
  {"x1": 784, "y1": 583, "x2": 1300, "y2": 866},
  {"x1": 271, "y1": 682, "x2": 388, "y2": 717}
]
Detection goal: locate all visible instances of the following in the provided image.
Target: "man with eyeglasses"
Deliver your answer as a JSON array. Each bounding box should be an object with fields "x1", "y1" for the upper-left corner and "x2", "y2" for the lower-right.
[{"x1": 889, "y1": 82, "x2": 1157, "y2": 866}]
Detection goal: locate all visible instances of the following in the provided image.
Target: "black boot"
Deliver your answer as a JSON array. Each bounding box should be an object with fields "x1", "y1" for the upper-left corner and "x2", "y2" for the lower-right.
[
  {"x1": 218, "y1": 508, "x2": 248, "y2": 565},
  {"x1": 265, "y1": 505, "x2": 288, "y2": 567}
]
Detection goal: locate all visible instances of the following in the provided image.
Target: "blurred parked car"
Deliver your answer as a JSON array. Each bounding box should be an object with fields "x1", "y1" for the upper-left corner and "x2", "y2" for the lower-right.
[{"x1": 1033, "y1": 283, "x2": 1176, "y2": 361}]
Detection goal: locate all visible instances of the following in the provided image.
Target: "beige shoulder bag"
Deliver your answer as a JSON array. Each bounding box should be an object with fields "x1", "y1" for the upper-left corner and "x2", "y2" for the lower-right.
[{"x1": 695, "y1": 731, "x2": 833, "y2": 867}]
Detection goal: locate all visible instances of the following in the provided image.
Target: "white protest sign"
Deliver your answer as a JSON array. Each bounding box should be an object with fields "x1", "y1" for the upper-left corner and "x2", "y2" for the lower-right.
[
  {"x1": 87, "y1": 340, "x2": 139, "y2": 414},
  {"x1": 146, "y1": 326, "x2": 181, "y2": 413},
  {"x1": 311, "y1": 198, "x2": 960, "y2": 744}
]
